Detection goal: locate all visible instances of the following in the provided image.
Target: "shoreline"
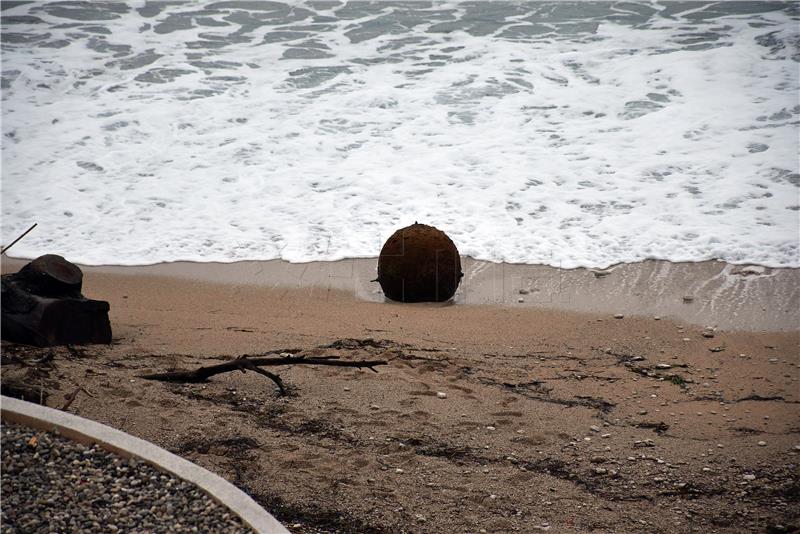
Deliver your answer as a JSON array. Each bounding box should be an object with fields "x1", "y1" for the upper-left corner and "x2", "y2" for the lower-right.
[{"x1": 3, "y1": 255, "x2": 798, "y2": 331}]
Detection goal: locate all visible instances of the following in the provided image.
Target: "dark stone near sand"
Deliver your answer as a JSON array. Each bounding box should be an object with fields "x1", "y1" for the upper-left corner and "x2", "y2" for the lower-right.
[
  {"x1": 1, "y1": 255, "x2": 111, "y2": 346},
  {"x1": 377, "y1": 223, "x2": 463, "y2": 302}
]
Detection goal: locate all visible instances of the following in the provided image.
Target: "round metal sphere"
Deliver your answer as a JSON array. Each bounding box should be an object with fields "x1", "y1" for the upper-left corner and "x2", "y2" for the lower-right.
[{"x1": 377, "y1": 223, "x2": 463, "y2": 302}]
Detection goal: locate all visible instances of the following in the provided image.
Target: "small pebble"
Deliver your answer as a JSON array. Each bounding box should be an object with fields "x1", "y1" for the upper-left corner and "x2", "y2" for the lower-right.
[
  {"x1": 436, "y1": 391, "x2": 447, "y2": 399},
  {"x1": 613, "y1": 314, "x2": 624, "y2": 319},
  {"x1": 757, "y1": 441, "x2": 766, "y2": 447}
]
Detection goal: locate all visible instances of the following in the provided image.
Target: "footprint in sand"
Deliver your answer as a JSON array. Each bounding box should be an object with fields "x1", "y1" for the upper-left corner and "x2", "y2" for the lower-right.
[
  {"x1": 408, "y1": 390, "x2": 437, "y2": 397},
  {"x1": 107, "y1": 387, "x2": 134, "y2": 398},
  {"x1": 409, "y1": 410, "x2": 431, "y2": 422},
  {"x1": 510, "y1": 435, "x2": 547, "y2": 446},
  {"x1": 280, "y1": 459, "x2": 316, "y2": 470},
  {"x1": 446, "y1": 383, "x2": 474, "y2": 394},
  {"x1": 490, "y1": 410, "x2": 524, "y2": 418},
  {"x1": 416, "y1": 364, "x2": 446, "y2": 375}
]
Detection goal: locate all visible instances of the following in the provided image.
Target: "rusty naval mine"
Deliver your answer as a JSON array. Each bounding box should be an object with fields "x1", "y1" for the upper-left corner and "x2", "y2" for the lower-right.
[{"x1": 377, "y1": 223, "x2": 463, "y2": 303}]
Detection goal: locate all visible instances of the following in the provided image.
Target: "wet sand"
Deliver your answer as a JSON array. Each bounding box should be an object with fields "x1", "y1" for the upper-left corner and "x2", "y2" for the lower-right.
[
  {"x1": 1, "y1": 256, "x2": 799, "y2": 533},
  {"x1": 5, "y1": 256, "x2": 798, "y2": 331}
]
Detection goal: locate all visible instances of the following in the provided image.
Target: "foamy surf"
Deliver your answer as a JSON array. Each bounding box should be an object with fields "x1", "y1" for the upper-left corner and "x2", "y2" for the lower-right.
[{"x1": 2, "y1": 1, "x2": 798, "y2": 268}]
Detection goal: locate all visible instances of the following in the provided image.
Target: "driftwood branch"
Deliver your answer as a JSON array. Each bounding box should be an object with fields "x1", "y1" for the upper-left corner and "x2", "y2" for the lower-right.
[
  {"x1": 140, "y1": 354, "x2": 388, "y2": 396},
  {"x1": 239, "y1": 358, "x2": 287, "y2": 395}
]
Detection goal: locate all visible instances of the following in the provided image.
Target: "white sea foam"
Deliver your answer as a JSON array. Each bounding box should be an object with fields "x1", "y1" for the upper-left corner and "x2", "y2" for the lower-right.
[{"x1": 2, "y1": 1, "x2": 798, "y2": 267}]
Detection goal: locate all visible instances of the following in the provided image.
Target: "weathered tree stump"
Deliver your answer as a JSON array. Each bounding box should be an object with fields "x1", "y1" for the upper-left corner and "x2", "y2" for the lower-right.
[
  {"x1": 1, "y1": 255, "x2": 111, "y2": 346},
  {"x1": 16, "y1": 254, "x2": 83, "y2": 296},
  {"x1": 376, "y1": 223, "x2": 463, "y2": 302}
]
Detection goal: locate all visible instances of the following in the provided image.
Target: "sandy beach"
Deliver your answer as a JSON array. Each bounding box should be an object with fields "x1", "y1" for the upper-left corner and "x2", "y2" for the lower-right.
[
  {"x1": 1, "y1": 256, "x2": 798, "y2": 533},
  {"x1": 2, "y1": 1, "x2": 798, "y2": 532}
]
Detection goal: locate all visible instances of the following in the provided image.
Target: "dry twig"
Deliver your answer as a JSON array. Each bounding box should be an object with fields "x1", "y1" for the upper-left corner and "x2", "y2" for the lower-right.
[
  {"x1": 60, "y1": 386, "x2": 94, "y2": 411},
  {"x1": 1, "y1": 223, "x2": 37, "y2": 254}
]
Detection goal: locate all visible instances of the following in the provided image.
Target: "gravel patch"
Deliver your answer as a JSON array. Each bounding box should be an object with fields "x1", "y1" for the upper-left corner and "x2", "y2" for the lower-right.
[{"x1": 1, "y1": 422, "x2": 254, "y2": 533}]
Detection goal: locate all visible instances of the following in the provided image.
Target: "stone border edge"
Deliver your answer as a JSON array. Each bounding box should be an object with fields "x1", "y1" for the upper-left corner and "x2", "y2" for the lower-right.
[{"x1": 1, "y1": 395, "x2": 290, "y2": 534}]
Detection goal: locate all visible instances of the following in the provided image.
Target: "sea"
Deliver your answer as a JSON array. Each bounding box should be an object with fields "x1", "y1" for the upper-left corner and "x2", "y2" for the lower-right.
[{"x1": 1, "y1": 1, "x2": 798, "y2": 268}]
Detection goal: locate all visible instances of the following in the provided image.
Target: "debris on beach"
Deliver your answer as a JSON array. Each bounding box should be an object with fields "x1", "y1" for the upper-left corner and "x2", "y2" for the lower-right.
[
  {"x1": 376, "y1": 223, "x2": 463, "y2": 302},
  {"x1": 733, "y1": 265, "x2": 768, "y2": 276},
  {"x1": 1, "y1": 254, "x2": 111, "y2": 346},
  {"x1": 141, "y1": 352, "x2": 387, "y2": 397}
]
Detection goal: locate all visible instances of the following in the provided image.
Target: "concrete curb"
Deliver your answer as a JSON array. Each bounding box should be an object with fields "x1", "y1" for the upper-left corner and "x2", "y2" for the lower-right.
[{"x1": 1, "y1": 395, "x2": 290, "y2": 534}]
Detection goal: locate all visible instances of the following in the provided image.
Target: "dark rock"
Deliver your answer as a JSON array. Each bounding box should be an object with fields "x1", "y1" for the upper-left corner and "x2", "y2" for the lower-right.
[
  {"x1": 377, "y1": 223, "x2": 463, "y2": 302},
  {"x1": 1, "y1": 255, "x2": 111, "y2": 346}
]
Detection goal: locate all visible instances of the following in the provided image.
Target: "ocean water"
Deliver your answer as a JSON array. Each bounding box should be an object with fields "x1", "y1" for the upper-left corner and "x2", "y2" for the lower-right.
[{"x1": 1, "y1": 1, "x2": 798, "y2": 268}]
